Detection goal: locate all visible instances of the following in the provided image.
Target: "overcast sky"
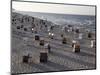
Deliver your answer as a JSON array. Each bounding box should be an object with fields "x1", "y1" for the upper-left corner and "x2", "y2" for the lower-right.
[{"x1": 12, "y1": 1, "x2": 96, "y2": 16}]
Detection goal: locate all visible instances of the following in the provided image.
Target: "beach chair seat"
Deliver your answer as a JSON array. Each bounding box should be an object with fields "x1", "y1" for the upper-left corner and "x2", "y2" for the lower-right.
[
  {"x1": 22, "y1": 54, "x2": 31, "y2": 63},
  {"x1": 40, "y1": 40, "x2": 44, "y2": 46},
  {"x1": 40, "y1": 52, "x2": 48, "y2": 63},
  {"x1": 88, "y1": 32, "x2": 92, "y2": 38},
  {"x1": 73, "y1": 44, "x2": 80, "y2": 52},
  {"x1": 62, "y1": 37, "x2": 67, "y2": 44},
  {"x1": 16, "y1": 26, "x2": 20, "y2": 29}
]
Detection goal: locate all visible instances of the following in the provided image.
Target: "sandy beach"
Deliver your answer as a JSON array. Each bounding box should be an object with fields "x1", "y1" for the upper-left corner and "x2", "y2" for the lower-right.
[{"x1": 11, "y1": 12, "x2": 96, "y2": 74}]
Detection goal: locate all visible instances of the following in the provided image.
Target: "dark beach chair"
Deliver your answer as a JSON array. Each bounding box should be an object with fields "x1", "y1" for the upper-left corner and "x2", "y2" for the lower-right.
[{"x1": 35, "y1": 34, "x2": 40, "y2": 40}]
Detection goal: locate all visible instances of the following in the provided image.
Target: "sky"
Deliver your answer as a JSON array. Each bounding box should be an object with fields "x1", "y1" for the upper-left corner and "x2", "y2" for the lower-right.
[{"x1": 12, "y1": 1, "x2": 96, "y2": 16}]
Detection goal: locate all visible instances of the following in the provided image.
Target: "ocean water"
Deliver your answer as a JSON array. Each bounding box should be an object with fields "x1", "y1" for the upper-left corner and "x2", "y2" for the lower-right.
[{"x1": 14, "y1": 10, "x2": 96, "y2": 32}]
